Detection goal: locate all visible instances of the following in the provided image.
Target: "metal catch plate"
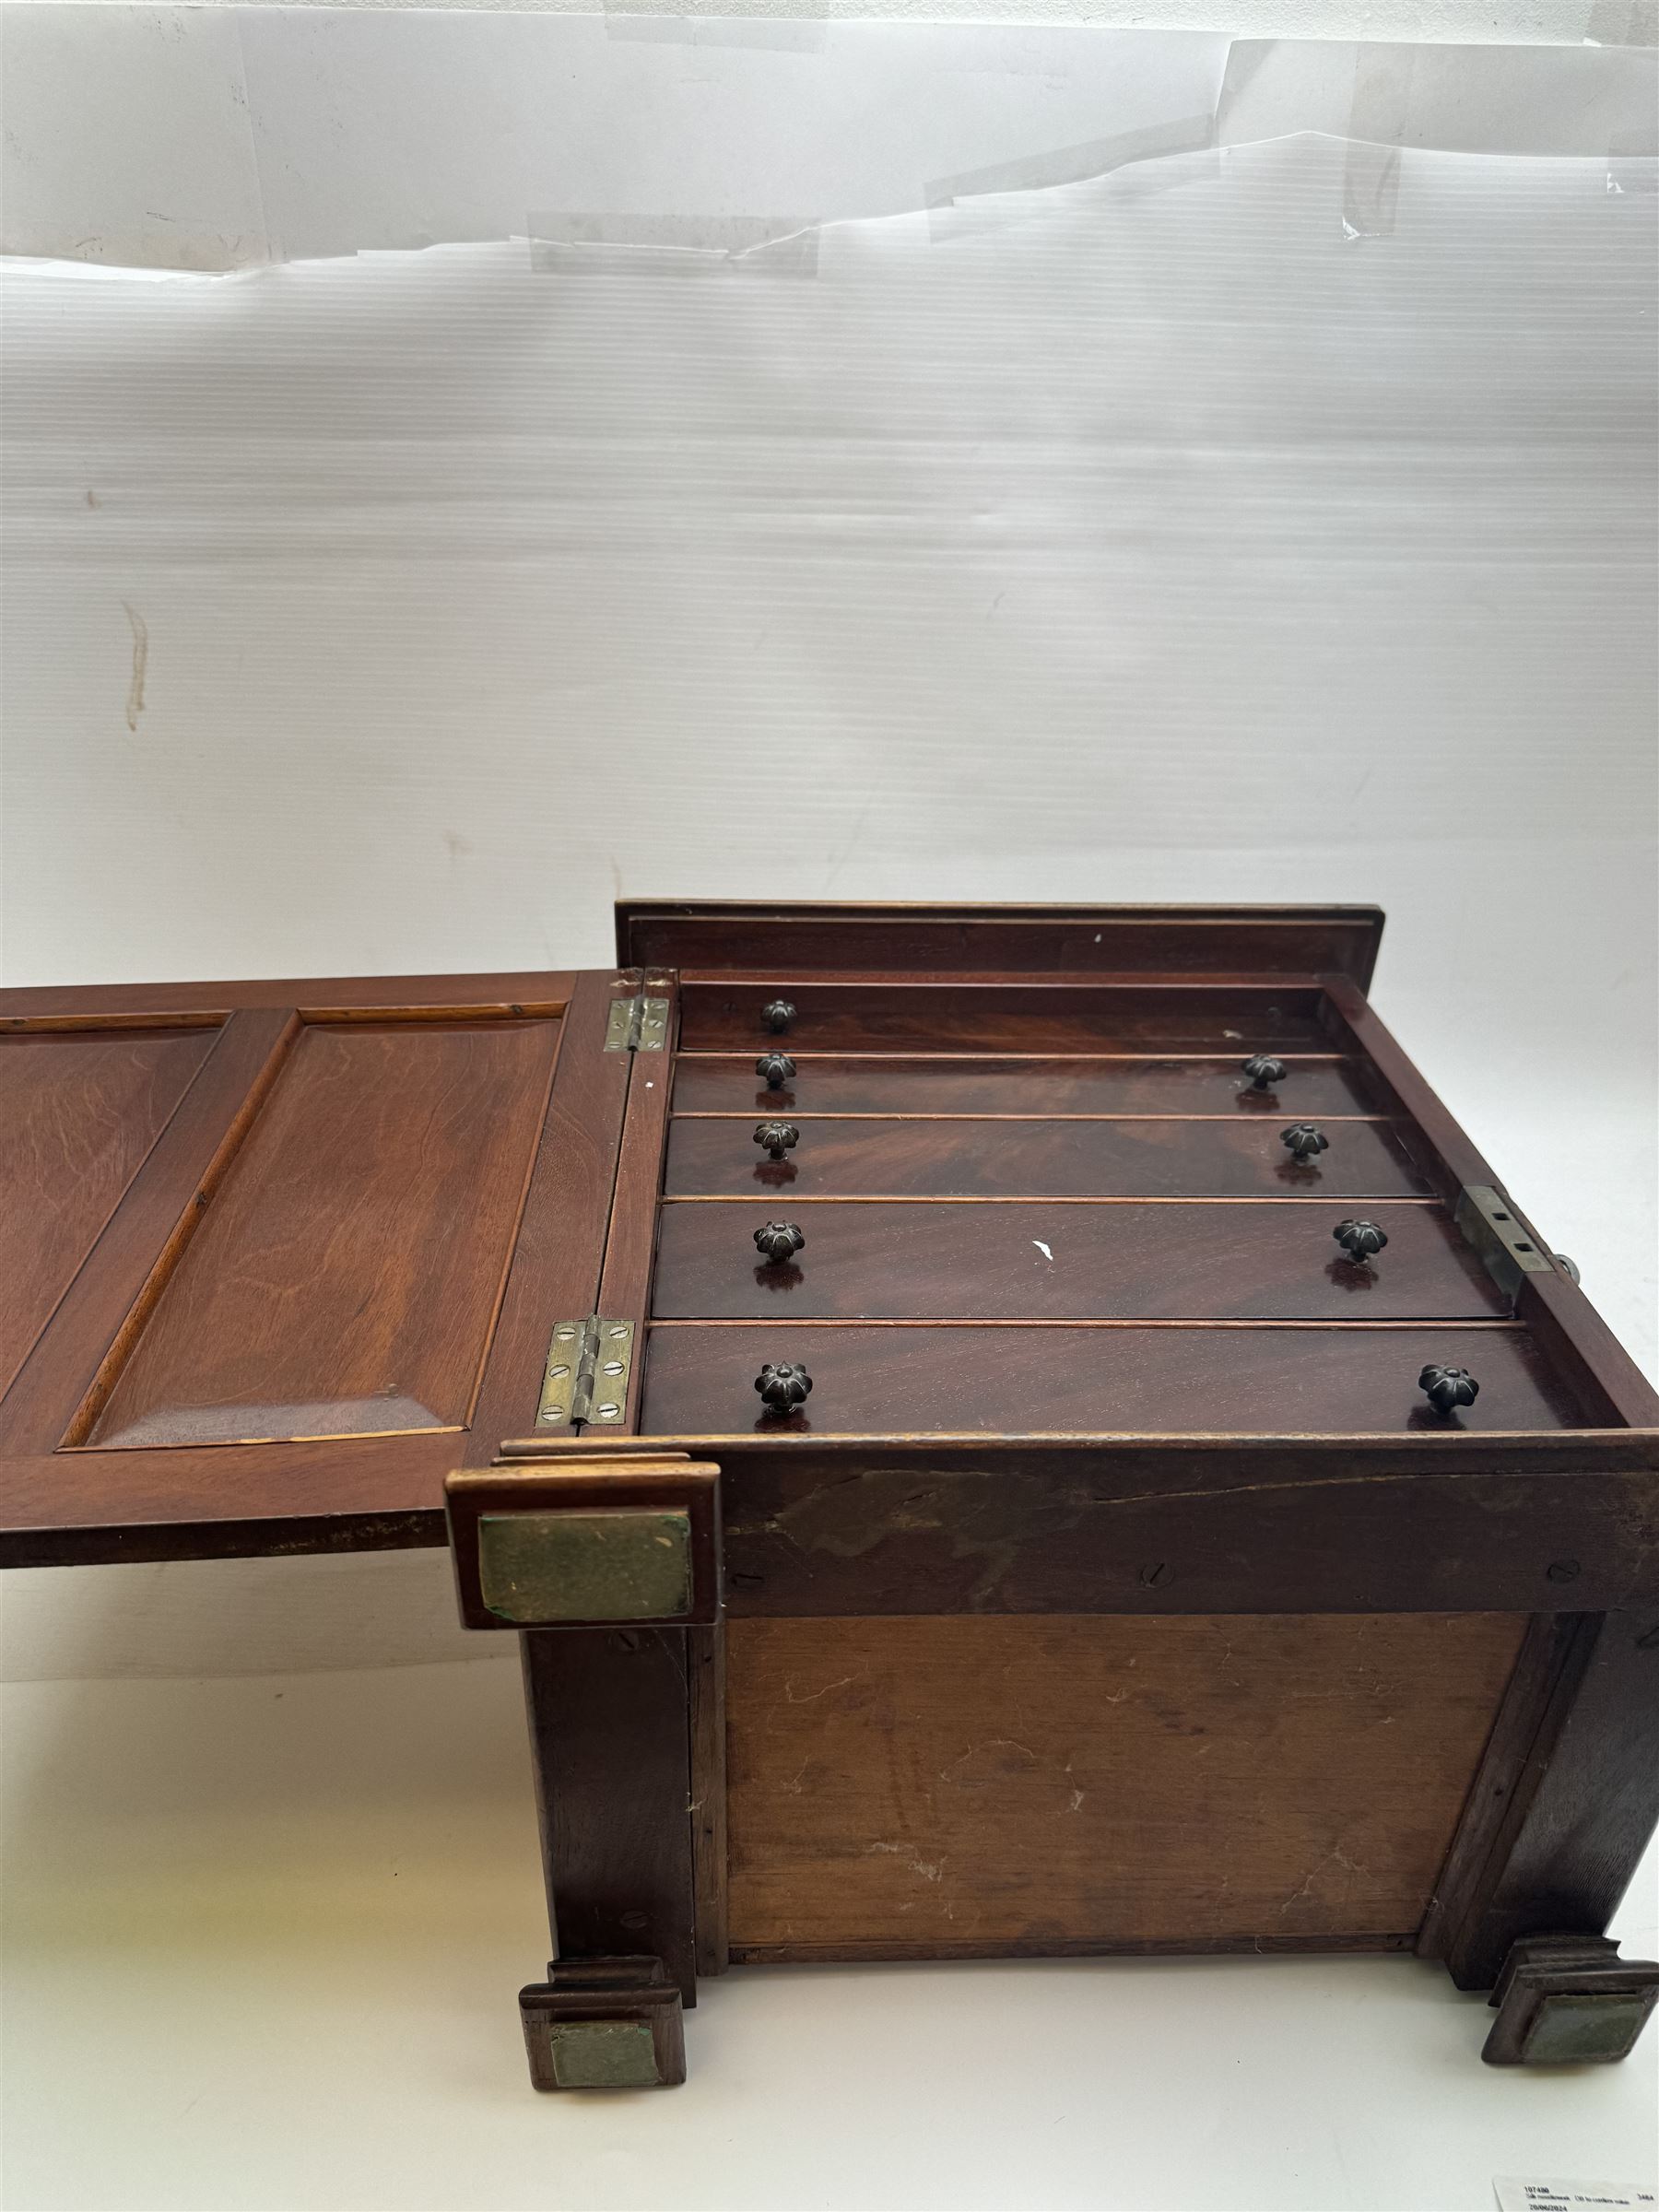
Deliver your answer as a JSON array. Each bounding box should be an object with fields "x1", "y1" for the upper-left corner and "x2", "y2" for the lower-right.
[
  {"x1": 1454, "y1": 1182, "x2": 1558, "y2": 1303},
  {"x1": 536, "y1": 1316, "x2": 634, "y2": 1428}
]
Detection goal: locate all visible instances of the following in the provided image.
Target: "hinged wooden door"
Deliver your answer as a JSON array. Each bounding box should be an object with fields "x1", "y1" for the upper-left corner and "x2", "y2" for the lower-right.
[{"x1": 0, "y1": 968, "x2": 638, "y2": 1563}]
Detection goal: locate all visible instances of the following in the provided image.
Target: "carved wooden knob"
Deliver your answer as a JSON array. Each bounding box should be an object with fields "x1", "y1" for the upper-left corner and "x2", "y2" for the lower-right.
[
  {"x1": 754, "y1": 1120, "x2": 800, "y2": 1161},
  {"x1": 1241, "y1": 1053, "x2": 1288, "y2": 1091},
  {"x1": 756, "y1": 1361, "x2": 812, "y2": 1415},
  {"x1": 1281, "y1": 1123, "x2": 1329, "y2": 1166},
  {"x1": 756, "y1": 1052, "x2": 797, "y2": 1090},
  {"x1": 1334, "y1": 1218, "x2": 1388, "y2": 1266},
  {"x1": 761, "y1": 1000, "x2": 796, "y2": 1033},
  {"x1": 1419, "y1": 1363, "x2": 1479, "y2": 1416},
  {"x1": 753, "y1": 1220, "x2": 806, "y2": 1265}
]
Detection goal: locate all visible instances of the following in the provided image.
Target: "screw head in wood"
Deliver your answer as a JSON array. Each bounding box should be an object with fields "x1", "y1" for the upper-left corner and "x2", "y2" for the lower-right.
[{"x1": 754, "y1": 1119, "x2": 801, "y2": 1160}]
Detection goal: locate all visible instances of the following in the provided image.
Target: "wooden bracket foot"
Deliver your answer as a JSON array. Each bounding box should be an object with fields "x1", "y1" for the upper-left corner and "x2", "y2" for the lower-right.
[
  {"x1": 1482, "y1": 1933, "x2": 1659, "y2": 2065},
  {"x1": 519, "y1": 1957, "x2": 687, "y2": 2090}
]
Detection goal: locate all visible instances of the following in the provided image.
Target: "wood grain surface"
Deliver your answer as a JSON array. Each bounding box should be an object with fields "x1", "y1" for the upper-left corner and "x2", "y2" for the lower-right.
[
  {"x1": 664, "y1": 1114, "x2": 1429, "y2": 1199},
  {"x1": 640, "y1": 1321, "x2": 1585, "y2": 1435},
  {"x1": 0, "y1": 1028, "x2": 214, "y2": 1396},
  {"x1": 724, "y1": 1612, "x2": 1526, "y2": 1952},
  {"x1": 618, "y1": 902, "x2": 1385, "y2": 986},
  {"x1": 672, "y1": 1053, "x2": 1380, "y2": 1118},
  {"x1": 678, "y1": 982, "x2": 1326, "y2": 1053},
  {"x1": 652, "y1": 1200, "x2": 1502, "y2": 1321},
  {"x1": 90, "y1": 1018, "x2": 559, "y2": 1446}
]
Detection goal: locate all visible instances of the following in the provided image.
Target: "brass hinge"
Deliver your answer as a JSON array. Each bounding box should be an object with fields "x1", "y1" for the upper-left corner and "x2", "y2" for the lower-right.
[
  {"x1": 1454, "y1": 1182, "x2": 1558, "y2": 1304},
  {"x1": 536, "y1": 1317, "x2": 635, "y2": 1430},
  {"x1": 604, "y1": 993, "x2": 670, "y2": 1053}
]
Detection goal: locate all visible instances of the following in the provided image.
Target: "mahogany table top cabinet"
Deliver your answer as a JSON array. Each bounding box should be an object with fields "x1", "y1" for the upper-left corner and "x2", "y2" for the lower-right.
[{"x1": 5, "y1": 900, "x2": 1659, "y2": 2092}]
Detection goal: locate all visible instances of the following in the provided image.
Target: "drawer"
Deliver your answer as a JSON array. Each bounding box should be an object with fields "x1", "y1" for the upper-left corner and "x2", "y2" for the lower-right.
[
  {"x1": 664, "y1": 1116, "x2": 1430, "y2": 1199},
  {"x1": 638, "y1": 1323, "x2": 1587, "y2": 1435},
  {"x1": 678, "y1": 983, "x2": 1327, "y2": 1053},
  {"x1": 673, "y1": 1054, "x2": 1380, "y2": 1118},
  {"x1": 652, "y1": 1200, "x2": 1505, "y2": 1321}
]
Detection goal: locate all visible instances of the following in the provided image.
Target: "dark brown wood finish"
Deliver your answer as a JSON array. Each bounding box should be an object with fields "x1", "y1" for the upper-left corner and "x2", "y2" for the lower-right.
[
  {"x1": 0, "y1": 1007, "x2": 301, "y2": 1455},
  {"x1": 88, "y1": 1017, "x2": 559, "y2": 1448},
  {"x1": 0, "y1": 971, "x2": 578, "y2": 1021},
  {"x1": 679, "y1": 982, "x2": 1328, "y2": 1053},
  {"x1": 522, "y1": 1627, "x2": 699, "y2": 2006},
  {"x1": 674, "y1": 1053, "x2": 1382, "y2": 1118},
  {"x1": 592, "y1": 976, "x2": 677, "y2": 1431},
  {"x1": 618, "y1": 901, "x2": 1386, "y2": 988},
  {"x1": 1418, "y1": 1613, "x2": 1589, "y2": 1963},
  {"x1": 6, "y1": 907, "x2": 1658, "y2": 2086},
  {"x1": 0, "y1": 971, "x2": 638, "y2": 1564},
  {"x1": 688, "y1": 1623, "x2": 730, "y2": 1977},
  {"x1": 462, "y1": 971, "x2": 633, "y2": 1459},
  {"x1": 1322, "y1": 978, "x2": 1659, "y2": 1430},
  {"x1": 1436, "y1": 1608, "x2": 1659, "y2": 1991},
  {"x1": 552, "y1": 1430, "x2": 1659, "y2": 1619},
  {"x1": 652, "y1": 1201, "x2": 1503, "y2": 1321},
  {"x1": 0, "y1": 1025, "x2": 218, "y2": 1396},
  {"x1": 664, "y1": 1114, "x2": 1430, "y2": 1200},
  {"x1": 640, "y1": 1322, "x2": 1587, "y2": 1438}
]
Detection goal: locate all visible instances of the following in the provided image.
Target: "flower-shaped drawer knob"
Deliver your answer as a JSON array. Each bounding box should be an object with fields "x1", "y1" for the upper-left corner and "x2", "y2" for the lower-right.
[
  {"x1": 1419, "y1": 1363, "x2": 1479, "y2": 1416},
  {"x1": 1281, "y1": 1123, "x2": 1329, "y2": 1168},
  {"x1": 754, "y1": 1119, "x2": 801, "y2": 1161},
  {"x1": 756, "y1": 1360, "x2": 812, "y2": 1416},
  {"x1": 1334, "y1": 1218, "x2": 1388, "y2": 1267},
  {"x1": 1241, "y1": 1053, "x2": 1288, "y2": 1091},
  {"x1": 761, "y1": 999, "x2": 797, "y2": 1034},
  {"x1": 753, "y1": 1220, "x2": 806, "y2": 1265},
  {"x1": 756, "y1": 1052, "x2": 797, "y2": 1090}
]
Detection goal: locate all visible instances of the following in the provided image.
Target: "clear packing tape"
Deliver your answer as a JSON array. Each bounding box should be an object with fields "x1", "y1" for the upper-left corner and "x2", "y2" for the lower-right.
[
  {"x1": 0, "y1": 9, "x2": 1655, "y2": 274},
  {"x1": 2, "y1": 11, "x2": 1655, "y2": 1003}
]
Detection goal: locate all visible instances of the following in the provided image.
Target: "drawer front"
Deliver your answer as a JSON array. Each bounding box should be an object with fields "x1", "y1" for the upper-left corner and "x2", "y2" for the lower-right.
[
  {"x1": 653, "y1": 1201, "x2": 1504, "y2": 1321},
  {"x1": 665, "y1": 1116, "x2": 1430, "y2": 1199},
  {"x1": 678, "y1": 983, "x2": 1326, "y2": 1053},
  {"x1": 639, "y1": 1323, "x2": 1584, "y2": 1435},
  {"x1": 673, "y1": 1054, "x2": 1380, "y2": 1118}
]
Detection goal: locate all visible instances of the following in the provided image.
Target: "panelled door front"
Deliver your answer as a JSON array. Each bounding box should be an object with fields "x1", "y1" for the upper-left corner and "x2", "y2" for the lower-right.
[{"x1": 0, "y1": 969, "x2": 636, "y2": 1562}]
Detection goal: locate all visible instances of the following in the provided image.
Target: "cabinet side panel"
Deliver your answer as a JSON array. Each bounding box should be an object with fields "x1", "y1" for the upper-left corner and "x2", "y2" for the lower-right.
[
  {"x1": 88, "y1": 1018, "x2": 559, "y2": 1446},
  {"x1": 725, "y1": 1613, "x2": 1525, "y2": 1957},
  {"x1": 0, "y1": 1029, "x2": 215, "y2": 1396}
]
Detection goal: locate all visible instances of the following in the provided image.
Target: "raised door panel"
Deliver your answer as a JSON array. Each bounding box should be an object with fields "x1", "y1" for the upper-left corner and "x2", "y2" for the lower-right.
[
  {"x1": 651, "y1": 1200, "x2": 1505, "y2": 1322},
  {"x1": 0, "y1": 968, "x2": 631, "y2": 1562},
  {"x1": 0, "y1": 1026, "x2": 217, "y2": 1395},
  {"x1": 664, "y1": 1116, "x2": 1429, "y2": 1199},
  {"x1": 88, "y1": 1018, "x2": 559, "y2": 1448},
  {"x1": 639, "y1": 1323, "x2": 1590, "y2": 1435},
  {"x1": 673, "y1": 1054, "x2": 1381, "y2": 1118}
]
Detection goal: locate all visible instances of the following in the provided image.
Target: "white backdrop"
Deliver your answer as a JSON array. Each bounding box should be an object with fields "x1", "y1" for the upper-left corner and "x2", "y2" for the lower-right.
[{"x1": 1, "y1": 16, "x2": 1655, "y2": 2210}]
